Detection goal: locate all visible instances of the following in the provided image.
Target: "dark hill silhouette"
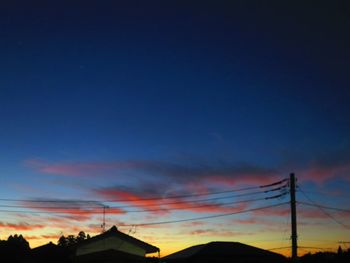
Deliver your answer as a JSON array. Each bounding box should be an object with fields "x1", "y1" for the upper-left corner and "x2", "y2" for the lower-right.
[{"x1": 163, "y1": 241, "x2": 287, "y2": 263}]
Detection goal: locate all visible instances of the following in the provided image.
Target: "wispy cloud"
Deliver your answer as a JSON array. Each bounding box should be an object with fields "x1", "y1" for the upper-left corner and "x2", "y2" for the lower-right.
[
  {"x1": 20, "y1": 199, "x2": 124, "y2": 221},
  {"x1": 251, "y1": 206, "x2": 290, "y2": 217},
  {"x1": 0, "y1": 222, "x2": 45, "y2": 231},
  {"x1": 302, "y1": 163, "x2": 350, "y2": 184},
  {"x1": 181, "y1": 221, "x2": 207, "y2": 227},
  {"x1": 25, "y1": 150, "x2": 350, "y2": 188},
  {"x1": 25, "y1": 158, "x2": 280, "y2": 188},
  {"x1": 95, "y1": 186, "x2": 249, "y2": 215},
  {"x1": 24, "y1": 159, "x2": 127, "y2": 176},
  {"x1": 188, "y1": 228, "x2": 252, "y2": 237},
  {"x1": 290, "y1": 148, "x2": 350, "y2": 184}
]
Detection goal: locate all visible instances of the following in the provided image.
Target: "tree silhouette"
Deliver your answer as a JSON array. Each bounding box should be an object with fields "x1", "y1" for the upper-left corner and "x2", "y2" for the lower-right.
[
  {"x1": 7, "y1": 234, "x2": 30, "y2": 251},
  {"x1": 76, "y1": 231, "x2": 86, "y2": 242},
  {"x1": 0, "y1": 234, "x2": 30, "y2": 263},
  {"x1": 57, "y1": 235, "x2": 68, "y2": 247},
  {"x1": 57, "y1": 231, "x2": 90, "y2": 247}
]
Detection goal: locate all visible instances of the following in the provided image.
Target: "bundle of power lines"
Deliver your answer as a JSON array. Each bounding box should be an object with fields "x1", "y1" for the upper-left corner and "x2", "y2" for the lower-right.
[{"x1": 0, "y1": 179, "x2": 290, "y2": 226}]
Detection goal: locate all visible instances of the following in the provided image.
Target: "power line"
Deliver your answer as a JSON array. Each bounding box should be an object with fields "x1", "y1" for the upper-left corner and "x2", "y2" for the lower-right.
[
  {"x1": 297, "y1": 201, "x2": 350, "y2": 213},
  {"x1": 108, "y1": 193, "x2": 287, "y2": 213},
  {"x1": 116, "y1": 195, "x2": 285, "y2": 213},
  {"x1": 298, "y1": 238, "x2": 341, "y2": 243},
  {"x1": 266, "y1": 246, "x2": 291, "y2": 251},
  {"x1": 0, "y1": 188, "x2": 260, "y2": 203},
  {"x1": 0, "y1": 188, "x2": 285, "y2": 210},
  {"x1": 0, "y1": 179, "x2": 288, "y2": 204},
  {"x1": 0, "y1": 193, "x2": 288, "y2": 214},
  {"x1": 0, "y1": 202, "x2": 289, "y2": 219},
  {"x1": 120, "y1": 202, "x2": 289, "y2": 227},
  {"x1": 101, "y1": 188, "x2": 286, "y2": 208},
  {"x1": 299, "y1": 190, "x2": 350, "y2": 199},
  {"x1": 247, "y1": 238, "x2": 290, "y2": 243},
  {"x1": 298, "y1": 246, "x2": 332, "y2": 250},
  {"x1": 281, "y1": 204, "x2": 291, "y2": 246},
  {"x1": 298, "y1": 188, "x2": 350, "y2": 230},
  {"x1": 260, "y1": 179, "x2": 288, "y2": 188},
  {"x1": 0, "y1": 209, "x2": 98, "y2": 214}
]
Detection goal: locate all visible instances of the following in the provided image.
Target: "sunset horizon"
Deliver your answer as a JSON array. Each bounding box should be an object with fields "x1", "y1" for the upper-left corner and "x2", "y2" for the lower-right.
[{"x1": 1, "y1": 1, "x2": 349, "y2": 261}]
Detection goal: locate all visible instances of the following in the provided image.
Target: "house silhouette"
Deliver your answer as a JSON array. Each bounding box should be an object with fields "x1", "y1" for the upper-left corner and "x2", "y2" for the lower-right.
[{"x1": 75, "y1": 226, "x2": 159, "y2": 263}]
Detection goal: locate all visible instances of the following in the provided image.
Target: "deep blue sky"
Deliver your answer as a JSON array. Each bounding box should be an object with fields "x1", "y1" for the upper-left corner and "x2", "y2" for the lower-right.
[
  {"x1": 0, "y1": 0, "x2": 350, "y2": 252},
  {"x1": 1, "y1": 1, "x2": 349, "y2": 163}
]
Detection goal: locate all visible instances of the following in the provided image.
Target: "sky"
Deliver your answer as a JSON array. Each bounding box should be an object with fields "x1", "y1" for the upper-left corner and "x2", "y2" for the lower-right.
[{"x1": 1, "y1": 0, "x2": 350, "y2": 257}]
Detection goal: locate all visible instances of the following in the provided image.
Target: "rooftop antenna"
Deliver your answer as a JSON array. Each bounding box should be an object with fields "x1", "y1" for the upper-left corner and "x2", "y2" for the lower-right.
[
  {"x1": 128, "y1": 225, "x2": 137, "y2": 235},
  {"x1": 101, "y1": 205, "x2": 109, "y2": 232}
]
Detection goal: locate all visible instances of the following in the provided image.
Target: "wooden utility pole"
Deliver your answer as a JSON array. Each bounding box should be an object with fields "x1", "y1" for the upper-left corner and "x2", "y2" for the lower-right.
[{"x1": 290, "y1": 173, "x2": 298, "y2": 261}]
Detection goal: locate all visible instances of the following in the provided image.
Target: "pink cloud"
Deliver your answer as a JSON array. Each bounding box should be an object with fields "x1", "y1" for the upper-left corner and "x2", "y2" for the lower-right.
[
  {"x1": 302, "y1": 164, "x2": 350, "y2": 184},
  {"x1": 181, "y1": 221, "x2": 207, "y2": 227},
  {"x1": 296, "y1": 207, "x2": 326, "y2": 219},
  {"x1": 25, "y1": 156, "x2": 350, "y2": 187},
  {"x1": 203, "y1": 173, "x2": 279, "y2": 187},
  {"x1": 20, "y1": 200, "x2": 125, "y2": 222},
  {"x1": 166, "y1": 198, "x2": 248, "y2": 214},
  {"x1": 251, "y1": 206, "x2": 290, "y2": 217},
  {"x1": 0, "y1": 222, "x2": 45, "y2": 231},
  {"x1": 24, "y1": 159, "x2": 123, "y2": 176},
  {"x1": 188, "y1": 228, "x2": 252, "y2": 237},
  {"x1": 24, "y1": 159, "x2": 281, "y2": 189},
  {"x1": 95, "y1": 188, "x2": 250, "y2": 215},
  {"x1": 233, "y1": 218, "x2": 260, "y2": 225}
]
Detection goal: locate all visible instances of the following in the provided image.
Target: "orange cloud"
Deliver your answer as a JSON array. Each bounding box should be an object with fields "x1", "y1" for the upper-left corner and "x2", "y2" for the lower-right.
[
  {"x1": 188, "y1": 228, "x2": 252, "y2": 237},
  {"x1": 95, "y1": 187, "x2": 251, "y2": 216},
  {"x1": 0, "y1": 222, "x2": 44, "y2": 231},
  {"x1": 20, "y1": 200, "x2": 125, "y2": 221},
  {"x1": 181, "y1": 221, "x2": 206, "y2": 227}
]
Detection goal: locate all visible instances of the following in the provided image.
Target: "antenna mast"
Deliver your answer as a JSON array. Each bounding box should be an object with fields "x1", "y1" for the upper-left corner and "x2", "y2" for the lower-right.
[{"x1": 101, "y1": 205, "x2": 108, "y2": 232}]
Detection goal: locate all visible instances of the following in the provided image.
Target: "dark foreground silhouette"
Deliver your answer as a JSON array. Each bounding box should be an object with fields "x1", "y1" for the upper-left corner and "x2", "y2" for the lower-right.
[{"x1": 1, "y1": 233, "x2": 349, "y2": 263}]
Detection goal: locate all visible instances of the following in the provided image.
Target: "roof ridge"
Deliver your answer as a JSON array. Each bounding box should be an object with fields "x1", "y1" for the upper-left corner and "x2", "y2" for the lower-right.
[{"x1": 77, "y1": 225, "x2": 159, "y2": 254}]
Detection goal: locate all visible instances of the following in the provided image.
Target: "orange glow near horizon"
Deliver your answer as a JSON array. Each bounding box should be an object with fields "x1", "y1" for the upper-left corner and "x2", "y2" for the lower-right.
[{"x1": 0, "y1": 222, "x2": 343, "y2": 258}]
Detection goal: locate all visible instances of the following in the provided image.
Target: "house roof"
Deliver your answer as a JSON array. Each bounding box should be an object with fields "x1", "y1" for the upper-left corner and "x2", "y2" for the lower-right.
[
  {"x1": 31, "y1": 242, "x2": 71, "y2": 262},
  {"x1": 163, "y1": 241, "x2": 286, "y2": 261},
  {"x1": 77, "y1": 226, "x2": 159, "y2": 254},
  {"x1": 31, "y1": 242, "x2": 69, "y2": 254}
]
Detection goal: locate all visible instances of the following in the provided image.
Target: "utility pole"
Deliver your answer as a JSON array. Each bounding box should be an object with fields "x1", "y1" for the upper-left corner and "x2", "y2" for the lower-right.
[{"x1": 290, "y1": 173, "x2": 298, "y2": 261}]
